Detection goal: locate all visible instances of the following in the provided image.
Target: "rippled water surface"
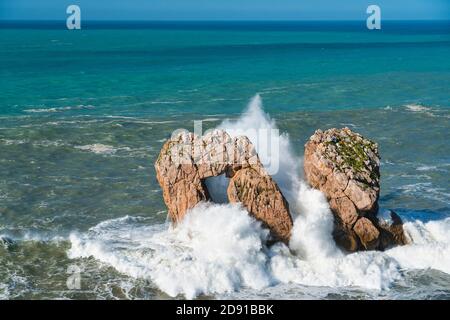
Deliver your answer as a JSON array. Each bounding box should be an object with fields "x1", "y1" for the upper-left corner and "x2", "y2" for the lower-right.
[{"x1": 0, "y1": 22, "x2": 449, "y2": 299}]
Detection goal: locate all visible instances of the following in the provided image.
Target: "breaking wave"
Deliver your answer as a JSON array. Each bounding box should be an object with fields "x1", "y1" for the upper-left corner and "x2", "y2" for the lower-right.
[{"x1": 68, "y1": 95, "x2": 450, "y2": 299}]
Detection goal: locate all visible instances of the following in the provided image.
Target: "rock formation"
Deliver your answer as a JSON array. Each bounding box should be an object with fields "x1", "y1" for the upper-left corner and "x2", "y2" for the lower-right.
[
  {"x1": 155, "y1": 129, "x2": 293, "y2": 243},
  {"x1": 304, "y1": 127, "x2": 407, "y2": 251},
  {"x1": 227, "y1": 168, "x2": 292, "y2": 242},
  {"x1": 155, "y1": 126, "x2": 407, "y2": 250}
]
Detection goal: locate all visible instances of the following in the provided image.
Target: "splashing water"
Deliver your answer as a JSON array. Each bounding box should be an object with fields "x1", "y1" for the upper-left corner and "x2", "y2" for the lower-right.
[
  {"x1": 218, "y1": 94, "x2": 300, "y2": 204},
  {"x1": 68, "y1": 95, "x2": 450, "y2": 299}
]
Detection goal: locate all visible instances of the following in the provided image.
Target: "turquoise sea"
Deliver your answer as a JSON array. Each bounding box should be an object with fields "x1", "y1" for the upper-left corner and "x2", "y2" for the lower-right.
[{"x1": 0, "y1": 21, "x2": 449, "y2": 299}]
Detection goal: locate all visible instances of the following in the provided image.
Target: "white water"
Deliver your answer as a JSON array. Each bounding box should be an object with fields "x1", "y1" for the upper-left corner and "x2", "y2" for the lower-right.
[
  {"x1": 75, "y1": 144, "x2": 118, "y2": 154},
  {"x1": 218, "y1": 94, "x2": 300, "y2": 204},
  {"x1": 404, "y1": 103, "x2": 431, "y2": 112},
  {"x1": 68, "y1": 95, "x2": 450, "y2": 299},
  {"x1": 24, "y1": 105, "x2": 94, "y2": 113}
]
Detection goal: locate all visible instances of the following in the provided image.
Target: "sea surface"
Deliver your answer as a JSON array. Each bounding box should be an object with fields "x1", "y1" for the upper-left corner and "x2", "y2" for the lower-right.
[{"x1": 0, "y1": 21, "x2": 449, "y2": 299}]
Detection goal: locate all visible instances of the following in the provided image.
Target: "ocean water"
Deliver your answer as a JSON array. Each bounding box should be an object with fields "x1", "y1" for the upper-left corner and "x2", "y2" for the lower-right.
[{"x1": 0, "y1": 21, "x2": 449, "y2": 299}]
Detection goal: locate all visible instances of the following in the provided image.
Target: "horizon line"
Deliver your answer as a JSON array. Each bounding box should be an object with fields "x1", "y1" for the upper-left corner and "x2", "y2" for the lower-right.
[{"x1": 1, "y1": 19, "x2": 450, "y2": 22}]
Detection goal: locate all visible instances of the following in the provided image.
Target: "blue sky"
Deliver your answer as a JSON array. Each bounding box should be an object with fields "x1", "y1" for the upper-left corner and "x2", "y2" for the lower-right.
[{"x1": 1, "y1": 0, "x2": 449, "y2": 21}]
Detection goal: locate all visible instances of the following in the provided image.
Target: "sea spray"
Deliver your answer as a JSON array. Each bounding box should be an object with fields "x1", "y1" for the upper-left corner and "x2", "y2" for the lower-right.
[
  {"x1": 218, "y1": 95, "x2": 300, "y2": 207},
  {"x1": 290, "y1": 183, "x2": 341, "y2": 261},
  {"x1": 386, "y1": 218, "x2": 450, "y2": 274},
  {"x1": 69, "y1": 204, "x2": 274, "y2": 299},
  {"x1": 68, "y1": 95, "x2": 450, "y2": 299}
]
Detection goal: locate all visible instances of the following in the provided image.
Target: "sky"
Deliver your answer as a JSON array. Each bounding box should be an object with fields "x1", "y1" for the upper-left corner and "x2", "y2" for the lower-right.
[{"x1": 0, "y1": 0, "x2": 449, "y2": 21}]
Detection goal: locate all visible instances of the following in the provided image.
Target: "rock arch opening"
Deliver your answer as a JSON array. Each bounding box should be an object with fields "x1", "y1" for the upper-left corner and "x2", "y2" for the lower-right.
[{"x1": 204, "y1": 174, "x2": 230, "y2": 204}]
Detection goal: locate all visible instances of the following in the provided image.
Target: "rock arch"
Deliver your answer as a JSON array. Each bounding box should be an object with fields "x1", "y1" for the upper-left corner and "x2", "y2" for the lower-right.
[{"x1": 155, "y1": 129, "x2": 293, "y2": 243}]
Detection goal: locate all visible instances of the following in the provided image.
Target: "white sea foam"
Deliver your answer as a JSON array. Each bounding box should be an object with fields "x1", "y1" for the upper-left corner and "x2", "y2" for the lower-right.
[
  {"x1": 75, "y1": 144, "x2": 118, "y2": 154},
  {"x1": 403, "y1": 103, "x2": 440, "y2": 118},
  {"x1": 68, "y1": 207, "x2": 273, "y2": 299},
  {"x1": 399, "y1": 182, "x2": 450, "y2": 204},
  {"x1": 387, "y1": 218, "x2": 450, "y2": 274},
  {"x1": 68, "y1": 205, "x2": 450, "y2": 298},
  {"x1": 74, "y1": 144, "x2": 132, "y2": 155},
  {"x1": 68, "y1": 95, "x2": 450, "y2": 299},
  {"x1": 416, "y1": 165, "x2": 435, "y2": 171},
  {"x1": 0, "y1": 264, "x2": 30, "y2": 300},
  {"x1": 0, "y1": 283, "x2": 9, "y2": 300},
  {"x1": 404, "y1": 104, "x2": 431, "y2": 112},
  {"x1": 24, "y1": 105, "x2": 94, "y2": 113},
  {"x1": 0, "y1": 139, "x2": 66, "y2": 148},
  {"x1": 0, "y1": 139, "x2": 28, "y2": 146},
  {"x1": 416, "y1": 165, "x2": 441, "y2": 172}
]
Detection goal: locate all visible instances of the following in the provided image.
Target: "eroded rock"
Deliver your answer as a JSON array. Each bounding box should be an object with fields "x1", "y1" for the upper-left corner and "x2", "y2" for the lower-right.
[
  {"x1": 227, "y1": 167, "x2": 292, "y2": 243},
  {"x1": 304, "y1": 127, "x2": 406, "y2": 251},
  {"x1": 155, "y1": 129, "x2": 292, "y2": 243}
]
